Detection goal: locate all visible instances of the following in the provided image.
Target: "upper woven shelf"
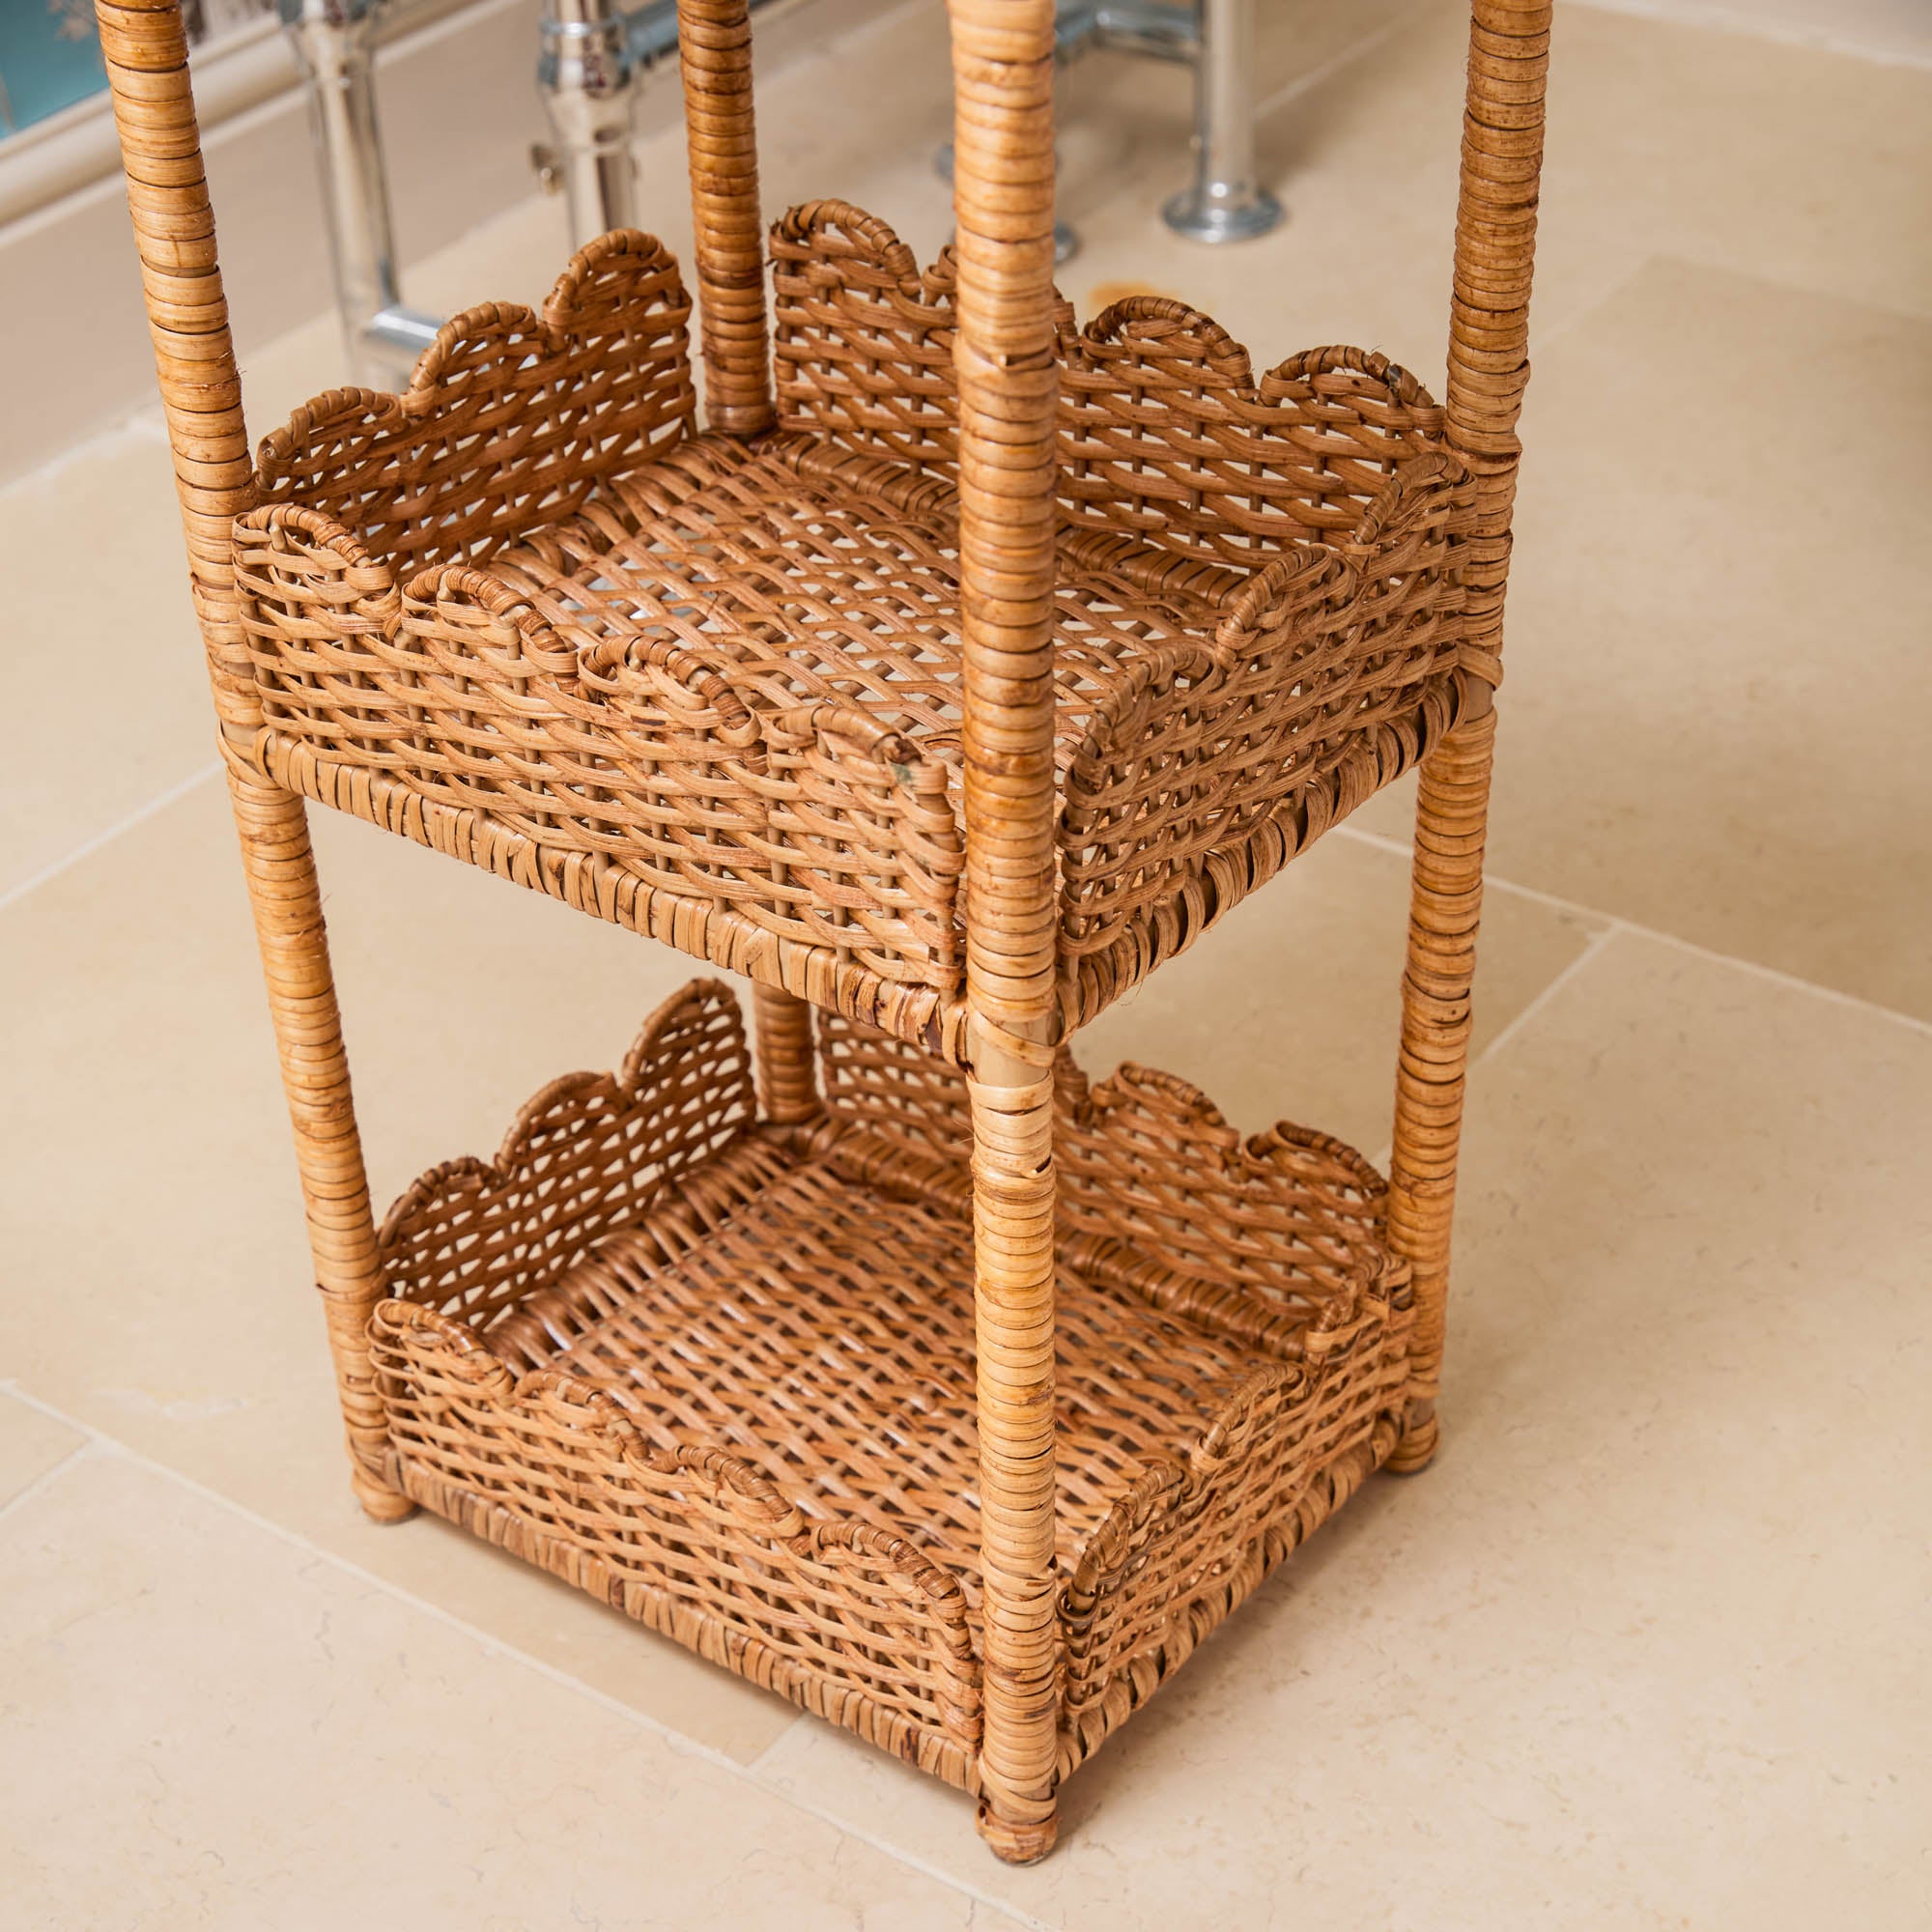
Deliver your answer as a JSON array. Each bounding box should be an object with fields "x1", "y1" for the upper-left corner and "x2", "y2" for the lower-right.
[{"x1": 234, "y1": 203, "x2": 1477, "y2": 1057}]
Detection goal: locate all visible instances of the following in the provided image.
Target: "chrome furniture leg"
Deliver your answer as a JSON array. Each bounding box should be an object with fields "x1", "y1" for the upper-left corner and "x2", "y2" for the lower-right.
[
  {"x1": 533, "y1": 0, "x2": 640, "y2": 242},
  {"x1": 279, "y1": 0, "x2": 440, "y2": 387},
  {"x1": 1162, "y1": 0, "x2": 1282, "y2": 242}
]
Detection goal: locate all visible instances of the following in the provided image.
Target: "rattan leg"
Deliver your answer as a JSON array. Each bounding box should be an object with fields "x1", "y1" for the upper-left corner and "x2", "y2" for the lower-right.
[
  {"x1": 1383, "y1": 704, "x2": 1496, "y2": 1473},
  {"x1": 91, "y1": 0, "x2": 408, "y2": 1521},
  {"x1": 943, "y1": 0, "x2": 1064, "y2": 1854},
  {"x1": 1387, "y1": 0, "x2": 1550, "y2": 1472},
  {"x1": 678, "y1": 0, "x2": 774, "y2": 436},
  {"x1": 750, "y1": 982, "x2": 821, "y2": 1126},
  {"x1": 967, "y1": 1066, "x2": 1061, "y2": 1861},
  {"x1": 227, "y1": 760, "x2": 410, "y2": 1521}
]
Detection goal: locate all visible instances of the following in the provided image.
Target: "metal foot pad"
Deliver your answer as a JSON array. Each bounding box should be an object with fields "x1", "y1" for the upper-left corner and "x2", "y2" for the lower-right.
[{"x1": 1162, "y1": 182, "x2": 1284, "y2": 243}]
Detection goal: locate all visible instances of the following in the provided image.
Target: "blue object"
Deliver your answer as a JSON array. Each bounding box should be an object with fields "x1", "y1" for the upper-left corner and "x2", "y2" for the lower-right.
[{"x1": 0, "y1": 0, "x2": 110, "y2": 136}]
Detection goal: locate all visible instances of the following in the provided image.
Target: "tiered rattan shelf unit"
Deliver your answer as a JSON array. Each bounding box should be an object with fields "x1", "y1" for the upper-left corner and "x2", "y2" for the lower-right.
[{"x1": 99, "y1": 0, "x2": 1549, "y2": 1861}]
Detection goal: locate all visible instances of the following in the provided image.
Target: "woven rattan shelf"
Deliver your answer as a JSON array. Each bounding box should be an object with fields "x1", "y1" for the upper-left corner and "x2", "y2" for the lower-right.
[
  {"x1": 99, "y1": 0, "x2": 1549, "y2": 1861},
  {"x1": 238, "y1": 204, "x2": 1474, "y2": 1053},
  {"x1": 377, "y1": 979, "x2": 1409, "y2": 1787}
]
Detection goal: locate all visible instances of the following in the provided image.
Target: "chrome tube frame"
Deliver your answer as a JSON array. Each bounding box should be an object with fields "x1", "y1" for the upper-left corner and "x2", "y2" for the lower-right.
[
  {"x1": 533, "y1": 0, "x2": 641, "y2": 242},
  {"x1": 284, "y1": 0, "x2": 1280, "y2": 390},
  {"x1": 278, "y1": 0, "x2": 441, "y2": 388},
  {"x1": 1160, "y1": 0, "x2": 1281, "y2": 241},
  {"x1": 1058, "y1": 0, "x2": 1196, "y2": 65}
]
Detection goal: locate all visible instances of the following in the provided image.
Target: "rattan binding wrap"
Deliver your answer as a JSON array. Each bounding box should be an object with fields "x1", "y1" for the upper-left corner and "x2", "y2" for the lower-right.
[{"x1": 98, "y1": 0, "x2": 1550, "y2": 1861}]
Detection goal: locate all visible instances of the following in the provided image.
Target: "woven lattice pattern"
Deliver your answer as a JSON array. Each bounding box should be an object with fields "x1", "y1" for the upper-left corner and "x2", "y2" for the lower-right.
[
  {"x1": 377, "y1": 980, "x2": 757, "y2": 1330},
  {"x1": 817, "y1": 1012, "x2": 1406, "y2": 1355},
  {"x1": 235, "y1": 202, "x2": 1473, "y2": 1046},
  {"x1": 372, "y1": 981, "x2": 1410, "y2": 1785}
]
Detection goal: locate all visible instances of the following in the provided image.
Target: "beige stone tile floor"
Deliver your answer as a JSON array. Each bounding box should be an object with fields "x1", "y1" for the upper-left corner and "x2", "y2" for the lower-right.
[
  {"x1": 0, "y1": 1451, "x2": 1032, "y2": 1930},
  {"x1": 2, "y1": 0, "x2": 1928, "y2": 1922},
  {"x1": 0, "y1": 1390, "x2": 84, "y2": 1506}
]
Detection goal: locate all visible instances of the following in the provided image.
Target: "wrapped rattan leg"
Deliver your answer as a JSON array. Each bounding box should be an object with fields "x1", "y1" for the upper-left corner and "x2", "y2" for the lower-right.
[
  {"x1": 967, "y1": 1064, "x2": 1061, "y2": 1862},
  {"x1": 227, "y1": 761, "x2": 411, "y2": 1520},
  {"x1": 750, "y1": 981, "x2": 820, "y2": 1126},
  {"x1": 678, "y1": 0, "x2": 773, "y2": 435},
  {"x1": 94, "y1": 0, "x2": 408, "y2": 1519},
  {"x1": 1384, "y1": 706, "x2": 1495, "y2": 1473},
  {"x1": 1388, "y1": 0, "x2": 1549, "y2": 1471},
  {"x1": 947, "y1": 0, "x2": 1065, "y2": 1859}
]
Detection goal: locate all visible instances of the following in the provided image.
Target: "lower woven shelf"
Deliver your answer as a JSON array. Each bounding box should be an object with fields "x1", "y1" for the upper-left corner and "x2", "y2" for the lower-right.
[{"x1": 371, "y1": 979, "x2": 1414, "y2": 1790}]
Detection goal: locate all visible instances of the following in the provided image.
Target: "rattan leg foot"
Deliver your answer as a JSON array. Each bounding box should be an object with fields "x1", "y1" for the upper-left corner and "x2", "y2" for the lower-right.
[
  {"x1": 1385, "y1": 1400, "x2": 1441, "y2": 1474},
  {"x1": 227, "y1": 765, "x2": 407, "y2": 1519},
  {"x1": 977, "y1": 1799, "x2": 1059, "y2": 1863},
  {"x1": 352, "y1": 1464, "x2": 416, "y2": 1521},
  {"x1": 93, "y1": 0, "x2": 411, "y2": 1520}
]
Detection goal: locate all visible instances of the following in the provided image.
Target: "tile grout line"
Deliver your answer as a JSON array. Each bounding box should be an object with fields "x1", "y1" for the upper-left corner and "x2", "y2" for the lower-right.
[
  {"x1": 12, "y1": 755, "x2": 1926, "y2": 1050},
  {"x1": 1330, "y1": 823, "x2": 1932, "y2": 1040},
  {"x1": 1334, "y1": 820, "x2": 1603, "y2": 917},
  {"x1": 743, "y1": 1711, "x2": 810, "y2": 1776},
  {"x1": 1367, "y1": 922, "x2": 1621, "y2": 1169},
  {"x1": 0, "y1": 759, "x2": 222, "y2": 918},
  {"x1": 1465, "y1": 920, "x2": 1623, "y2": 1076},
  {"x1": 1599, "y1": 919, "x2": 1932, "y2": 1040},
  {"x1": 0, "y1": 1435, "x2": 99, "y2": 1530},
  {"x1": 0, "y1": 411, "x2": 169, "y2": 503},
  {"x1": 0, "y1": 1380, "x2": 1062, "y2": 1932}
]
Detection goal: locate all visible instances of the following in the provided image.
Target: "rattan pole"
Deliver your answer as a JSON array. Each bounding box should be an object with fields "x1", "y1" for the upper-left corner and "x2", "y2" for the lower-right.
[
  {"x1": 750, "y1": 980, "x2": 821, "y2": 1124},
  {"x1": 1385, "y1": 0, "x2": 1549, "y2": 1473},
  {"x1": 948, "y1": 0, "x2": 1063, "y2": 1864},
  {"x1": 675, "y1": 0, "x2": 816, "y2": 1110},
  {"x1": 677, "y1": 0, "x2": 773, "y2": 435},
  {"x1": 674, "y1": 0, "x2": 820, "y2": 1105},
  {"x1": 95, "y1": 0, "x2": 408, "y2": 1521}
]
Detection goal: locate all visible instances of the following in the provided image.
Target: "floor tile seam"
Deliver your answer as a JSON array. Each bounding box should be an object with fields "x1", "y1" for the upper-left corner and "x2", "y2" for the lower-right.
[
  {"x1": 1466, "y1": 919, "x2": 1622, "y2": 1077},
  {"x1": 1363, "y1": 918, "x2": 1615, "y2": 1171},
  {"x1": 727, "y1": 1771, "x2": 1060, "y2": 1932},
  {"x1": 0, "y1": 758, "x2": 222, "y2": 919},
  {"x1": 9, "y1": 755, "x2": 1927, "y2": 1053},
  {"x1": 745, "y1": 1714, "x2": 810, "y2": 1776},
  {"x1": 17, "y1": 757, "x2": 1927, "y2": 1050},
  {"x1": 727, "y1": 1706, "x2": 1072, "y2": 1928},
  {"x1": 1540, "y1": 245, "x2": 1932, "y2": 339},
  {"x1": 0, "y1": 1380, "x2": 1064, "y2": 1932},
  {"x1": 0, "y1": 1434, "x2": 99, "y2": 1529},
  {"x1": 1567, "y1": 0, "x2": 1932, "y2": 71},
  {"x1": 1330, "y1": 823, "x2": 1932, "y2": 1039}
]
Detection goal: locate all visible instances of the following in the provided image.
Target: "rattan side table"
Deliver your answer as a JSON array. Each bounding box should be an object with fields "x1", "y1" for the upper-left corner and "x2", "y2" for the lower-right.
[{"x1": 96, "y1": 0, "x2": 1549, "y2": 1861}]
